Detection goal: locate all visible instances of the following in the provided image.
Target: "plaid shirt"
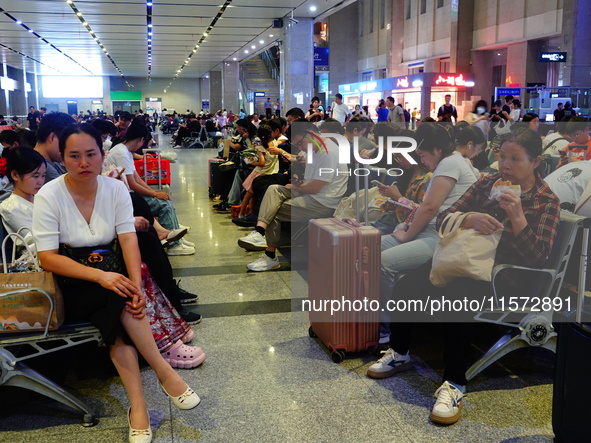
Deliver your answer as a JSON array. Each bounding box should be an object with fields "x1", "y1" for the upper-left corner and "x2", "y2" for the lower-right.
[{"x1": 437, "y1": 173, "x2": 560, "y2": 269}]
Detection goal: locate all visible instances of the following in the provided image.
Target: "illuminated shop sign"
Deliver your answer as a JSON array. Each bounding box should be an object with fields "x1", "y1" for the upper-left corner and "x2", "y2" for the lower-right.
[
  {"x1": 435, "y1": 74, "x2": 466, "y2": 86},
  {"x1": 396, "y1": 77, "x2": 409, "y2": 88},
  {"x1": 538, "y1": 52, "x2": 567, "y2": 63}
]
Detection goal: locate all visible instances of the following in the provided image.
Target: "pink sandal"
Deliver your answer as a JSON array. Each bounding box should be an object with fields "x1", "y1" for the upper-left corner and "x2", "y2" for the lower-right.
[
  {"x1": 162, "y1": 340, "x2": 206, "y2": 369},
  {"x1": 181, "y1": 329, "x2": 194, "y2": 343}
]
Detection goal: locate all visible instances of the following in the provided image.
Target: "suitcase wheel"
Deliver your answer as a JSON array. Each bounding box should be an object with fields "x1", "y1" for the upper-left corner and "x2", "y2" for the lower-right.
[
  {"x1": 308, "y1": 326, "x2": 317, "y2": 338},
  {"x1": 331, "y1": 350, "x2": 345, "y2": 363}
]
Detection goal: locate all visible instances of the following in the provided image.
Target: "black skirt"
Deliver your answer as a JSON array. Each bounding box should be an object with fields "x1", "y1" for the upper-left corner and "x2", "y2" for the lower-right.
[{"x1": 60, "y1": 278, "x2": 131, "y2": 345}]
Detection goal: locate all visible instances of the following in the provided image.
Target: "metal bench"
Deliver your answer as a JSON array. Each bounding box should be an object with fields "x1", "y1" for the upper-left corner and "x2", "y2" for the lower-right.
[{"x1": 0, "y1": 288, "x2": 103, "y2": 426}]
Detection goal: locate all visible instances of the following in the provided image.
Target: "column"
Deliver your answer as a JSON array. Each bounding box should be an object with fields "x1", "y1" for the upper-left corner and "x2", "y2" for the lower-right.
[
  {"x1": 0, "y1": 64, "x2": 8, "y2": 115},
  {"x1": 222, "y1": 61, "x2": 240, "y2": 114},
  {"x1": 561, "y1": 0, "x2": 591, "y2": 87},
  {"x1": 280, "y1": 18, "x2": 314, "y2": 113},
  {"x1": 209, "y1": 70, "x2": 222, "y2": 112},
  {"x1": 327, "y1": 4, "x2": 358, "y2": 101},
  {"x1": 200, "y1": 77, "x2": 210, "y2": 113}
]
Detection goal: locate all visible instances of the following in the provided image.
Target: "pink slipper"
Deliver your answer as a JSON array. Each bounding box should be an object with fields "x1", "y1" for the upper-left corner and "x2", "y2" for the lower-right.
[
  {"x1": 181, "y1": 329, "x2": 194, "y2": 343},
  {"x1": 162, "y1": 340, "x2": 206, "y2": 369}
]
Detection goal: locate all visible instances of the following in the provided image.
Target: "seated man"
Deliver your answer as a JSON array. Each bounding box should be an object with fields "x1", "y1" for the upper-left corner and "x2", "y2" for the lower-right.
[{"x1": 237, "y1": 121, "x2": 349, "y2": 271}]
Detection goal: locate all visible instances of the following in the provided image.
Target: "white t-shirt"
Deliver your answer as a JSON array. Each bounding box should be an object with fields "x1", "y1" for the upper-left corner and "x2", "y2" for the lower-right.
[
  {"x1": 0, "y1": 193, "x2": 34, "y2": 246},
  {"x1": 331, "y1": 102, "x2": 350, "y2": 124},
  {"x1": 388, "y1": 106, "x2": 405, "y2": 128},
  {"x1": 542, "y1": 132, "x2": 570, "y2": 156},
  {"x1": 304, "y1": 137, "x2": 349, "y2": 208},
  {"x1": 33, "y1": 175, "x2": 135, "y2": 251},
  {"x1": 426, "y1": 151, "x2": 479, "y2": 218},
  {"x1": 545, "y1": 161, "x2": 591, "y2": 205},
  {"x1": 104, "y1": 143, "x2": 135, "y2": 176}
]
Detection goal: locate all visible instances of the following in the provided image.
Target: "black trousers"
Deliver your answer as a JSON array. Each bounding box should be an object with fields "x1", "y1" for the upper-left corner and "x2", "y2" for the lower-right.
[
  {"x1": 251, "y1": 173, "x2": 290, "y2": 216},
  {"x1": 390, "y1": 261, "x2": 493, "y2": 387}
]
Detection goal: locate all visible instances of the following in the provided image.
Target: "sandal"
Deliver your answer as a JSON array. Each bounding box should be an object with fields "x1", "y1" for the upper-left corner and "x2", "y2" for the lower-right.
[
  {"x1": 162, "y1": 340, "x2": 206, "y2": 369},
  {"x1": 181, "y1": 329, "x2": 194, "y2": 343}
]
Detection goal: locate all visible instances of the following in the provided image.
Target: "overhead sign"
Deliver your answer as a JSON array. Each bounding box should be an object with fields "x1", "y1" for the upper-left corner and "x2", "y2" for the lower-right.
[
  {"x1": 313, "y1": 47, "x2": 329, "y2": 66},
  {"x1": 147, "y1": 97, "x2": 161, "y2": 102},
  {"x1": 254, "y1": 92, "x2": 266, "y2": 97},
  {"x1": 496, "y1": 87, "x2": 521, "y2": 96},
  {"x1": 201, "y1": 100, "x2": 210, "y2": 109},
  {"x1": 539, "y1": 52, "x2": 567, "y2": 63}
]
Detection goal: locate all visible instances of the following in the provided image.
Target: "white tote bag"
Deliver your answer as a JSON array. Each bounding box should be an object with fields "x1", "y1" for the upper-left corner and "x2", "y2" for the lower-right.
[{"x1": 429, "y1": 212, "x2": 502, "y2": 287}]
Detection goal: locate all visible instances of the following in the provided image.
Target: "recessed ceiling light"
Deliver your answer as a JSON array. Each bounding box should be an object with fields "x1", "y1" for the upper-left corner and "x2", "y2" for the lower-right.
[
  {"x1": 269, "y1": 34, "x2": 274, "y2": 37},
  {"x1": 244, "y1": 50, "x2": 249, "y2": 53},
  {"x1": 251, "y1": 45, "x2": 255, "y2": 49},
  {"x1": 310, "y1": 6, "x2": 317, "y2": 11},
  {"x1": 233, "y1": 57, "x2": 237, "y2": 61},
  {"x1": 259, "y1": 40, "x2": 264, "y2": 44},
  {"x1": 76, "y1": 12, "x2": 82, "y2": 16},
  {"x1": 16, "y1": 20, "x2": 22, "y2": 25}
]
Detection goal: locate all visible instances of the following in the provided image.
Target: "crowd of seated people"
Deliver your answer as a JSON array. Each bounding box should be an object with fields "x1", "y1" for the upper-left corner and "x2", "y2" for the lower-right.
[
  {"x1": 204, "y1": 99, "x2": 589, "y2": 426},
  {"x1": 1, "y1": 97, "x2": 588, "y2": 434}
]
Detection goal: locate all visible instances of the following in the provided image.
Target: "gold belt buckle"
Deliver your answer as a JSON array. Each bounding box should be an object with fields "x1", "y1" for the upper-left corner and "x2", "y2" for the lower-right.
[{"x1": 88, "y1": 252, "x2": 104, "y2": 263}]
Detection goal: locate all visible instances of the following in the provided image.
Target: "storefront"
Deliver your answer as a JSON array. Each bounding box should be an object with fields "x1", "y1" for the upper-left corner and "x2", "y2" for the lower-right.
[{"x1": 339, "y1": 72, "x2": 475, "y2": 121}]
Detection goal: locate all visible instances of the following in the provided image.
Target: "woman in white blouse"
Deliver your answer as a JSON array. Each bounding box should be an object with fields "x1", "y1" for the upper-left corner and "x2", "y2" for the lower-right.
[{"x1": 33, "y1": 124, "x2": 198, "y2": 442}]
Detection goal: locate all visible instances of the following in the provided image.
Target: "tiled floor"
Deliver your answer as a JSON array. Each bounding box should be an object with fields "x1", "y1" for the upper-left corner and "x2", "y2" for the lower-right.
[{"x1": 0, "y1": 134, "x2": 556, "y2": 442}]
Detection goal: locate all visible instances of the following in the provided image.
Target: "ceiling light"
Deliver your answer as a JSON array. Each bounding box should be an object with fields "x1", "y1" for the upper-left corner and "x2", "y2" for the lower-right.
[
  {"x1": 82, "y1": 22, "x2": 88, "y2": 26},
  {"x1": 148, "y1": 24, "x2": 153, "y2": 28},
  {"x1": 269, "y1": 34, "x2": 274, "y2": 37},
  {"x1": 193, "y1": 49, "x2": 196, "y2": 53},
  {"x1": 16, "y1": 20, "x2": 22, "y2": 25},
  {"x1": 28, "y1": 29, "x2": 34, "y2": 33},
  {"x1": 232, "y1": 57, "x2": 237, "y2": 61},
  {"x1": 203, "y1": 32, "x2": 208, "y2": 36},
  {"x1": 67, "y1": 0, "x2": 73, "y2": 4},
  {"x1": 76, "y1": 12, "x2": 82, "y2": 16},
  {"x1": 244, "y1": 50, "x2": 249, "y2": 53},
  {"x1": 148, "y1": 32, "x2": 152, "y2": 36},
  {"x1": 251, "y1": 45, "x2": 255, "y2": 49},
  {"x1": 259, "y1": 40, "x2": 264, "y2": 44},
  {"x1": 147, "y1": 2, "x2": 153, "y2": 6},
  {"x1": 310, "y1": 6, "x2": 317, "y2": 11}
]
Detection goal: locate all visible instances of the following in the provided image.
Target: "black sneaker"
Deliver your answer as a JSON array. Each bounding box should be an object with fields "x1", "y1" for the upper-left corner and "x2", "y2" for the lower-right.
[
  {"x1": 213, "y1": 201, "x2": 228, "y2": 210},
  {"x1": 232, "y1": 213, "x2": 257, "y2": 227},
  {"x1": 178, "y1": 307, "x2": 202, "y2": 325},
  {"x1": 175, "y1": 279, "x2": 199, "y2": 305}
]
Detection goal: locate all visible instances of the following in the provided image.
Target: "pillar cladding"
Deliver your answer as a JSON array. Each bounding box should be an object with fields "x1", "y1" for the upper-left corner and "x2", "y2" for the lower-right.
[
  {"x1": 561, "y1": 0, "x2": 591, "y2": 87},
  {"x1": 222, "y1": 61, "x2": 240, "y2": 114},
  {"x1": 280, "y1": 18, "x2": 314, "y2": 114},
  {"x1": 209, "y1": 71, "x2": 223, "y2": 112},
  {"x1": 327, "y1": 3, "x2": 359, "y2": 99}
]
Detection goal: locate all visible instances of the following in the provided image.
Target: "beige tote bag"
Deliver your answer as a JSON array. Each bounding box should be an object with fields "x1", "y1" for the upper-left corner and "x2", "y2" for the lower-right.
[{"x1": 429, "y1": 212, "x2": 502, "y2": 288}]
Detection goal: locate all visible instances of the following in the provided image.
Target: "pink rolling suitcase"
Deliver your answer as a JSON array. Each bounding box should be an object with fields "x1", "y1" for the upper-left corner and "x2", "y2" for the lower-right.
[{"x1": 307, "y1": 174, "x2": 381, "y2": 362}]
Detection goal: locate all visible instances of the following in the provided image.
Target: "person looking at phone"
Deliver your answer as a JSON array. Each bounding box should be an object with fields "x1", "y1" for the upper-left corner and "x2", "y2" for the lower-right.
[
  {"x1": 236, "y1": 122, "x2": 348, "y2": 272},
  {"x1": 377, "y1": 123, "x2": 479, "y2": 344},
  {"x1": 557, "y1": 117, "x2": 591, "y2": 168},
  {"x1": 465, "y1": 100, "x2": 490, "y2": 139}
]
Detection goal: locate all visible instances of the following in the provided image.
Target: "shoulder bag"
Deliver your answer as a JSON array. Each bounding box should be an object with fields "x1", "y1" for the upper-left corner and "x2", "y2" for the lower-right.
[{"x1": 429, "y1": 212, "x2": 502, "y2": 287}]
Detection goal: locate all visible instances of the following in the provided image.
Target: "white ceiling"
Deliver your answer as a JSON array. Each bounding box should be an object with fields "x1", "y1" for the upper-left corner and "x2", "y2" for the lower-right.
[{"x1": 0, "y1": 0, "x2": 349, "y2": 79}]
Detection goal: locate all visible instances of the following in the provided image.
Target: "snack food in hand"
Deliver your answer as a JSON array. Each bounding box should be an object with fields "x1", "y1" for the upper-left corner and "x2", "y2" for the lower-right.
[{"x1": 490, "y1": 178, "x2": 521, "y2": 200}]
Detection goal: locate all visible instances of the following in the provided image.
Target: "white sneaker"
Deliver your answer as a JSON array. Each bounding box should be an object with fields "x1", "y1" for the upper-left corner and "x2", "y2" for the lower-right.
[
  {"x1": 366, "y1": 348, "x2": 411, "y2": 379},
  {"x1": 430, "y1": 381, "x2": 464, "y2": 425},
  {"x1": 178, "y1": 224, "x2": 191, "y2": 232},
  {"x1": 182, "y1": 238, "x2": 195, "y2": 247},
  {"x1": 246, "y1": 253, "x2": 280, "y2": 272},
  {"x1": 238, "y1": 231, "x2": 267, "y2": 251},
  {"x1": 167, "y1": 243, "x2": 195, "y2": 256}
]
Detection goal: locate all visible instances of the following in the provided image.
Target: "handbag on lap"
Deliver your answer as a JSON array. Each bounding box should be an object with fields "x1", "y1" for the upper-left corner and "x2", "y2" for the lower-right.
[{"x1": 429, "y1": 211, "x2": 502, "y2": 287}]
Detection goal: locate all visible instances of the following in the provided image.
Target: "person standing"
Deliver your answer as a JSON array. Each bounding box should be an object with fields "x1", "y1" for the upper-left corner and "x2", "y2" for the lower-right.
[
  {"x1": 27, "y1": 106, "x2": 40, "y2": 131},
  {"x1": 330, "y1": 93, "x2": 351, "y2": 125},
  {"x1": 553, "y1": 102, "x2": 565, "y2": 123},
  {"x1": 264, "y1": 98, "x2": 273, "y2": 119},
  {"x1": 275, "y1": 98, "x2": 281, "y2": 117},
  {"x1": 386, "y1": 96, "x2": 405, "y2": 129},
  {"x1": 437, "y1": 94, "x2": 458, "y2": 123}
]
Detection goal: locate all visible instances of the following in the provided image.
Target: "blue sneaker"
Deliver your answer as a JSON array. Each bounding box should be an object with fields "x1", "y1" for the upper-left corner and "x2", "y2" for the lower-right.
[{"x1": 366, "y1": 348, "x2": 411, "y2": 379}]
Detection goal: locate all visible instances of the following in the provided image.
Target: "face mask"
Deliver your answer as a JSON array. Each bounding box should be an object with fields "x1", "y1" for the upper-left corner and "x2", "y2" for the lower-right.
[{"x1": 477, "y1": 107, "x2": 486, "y2": 114}]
